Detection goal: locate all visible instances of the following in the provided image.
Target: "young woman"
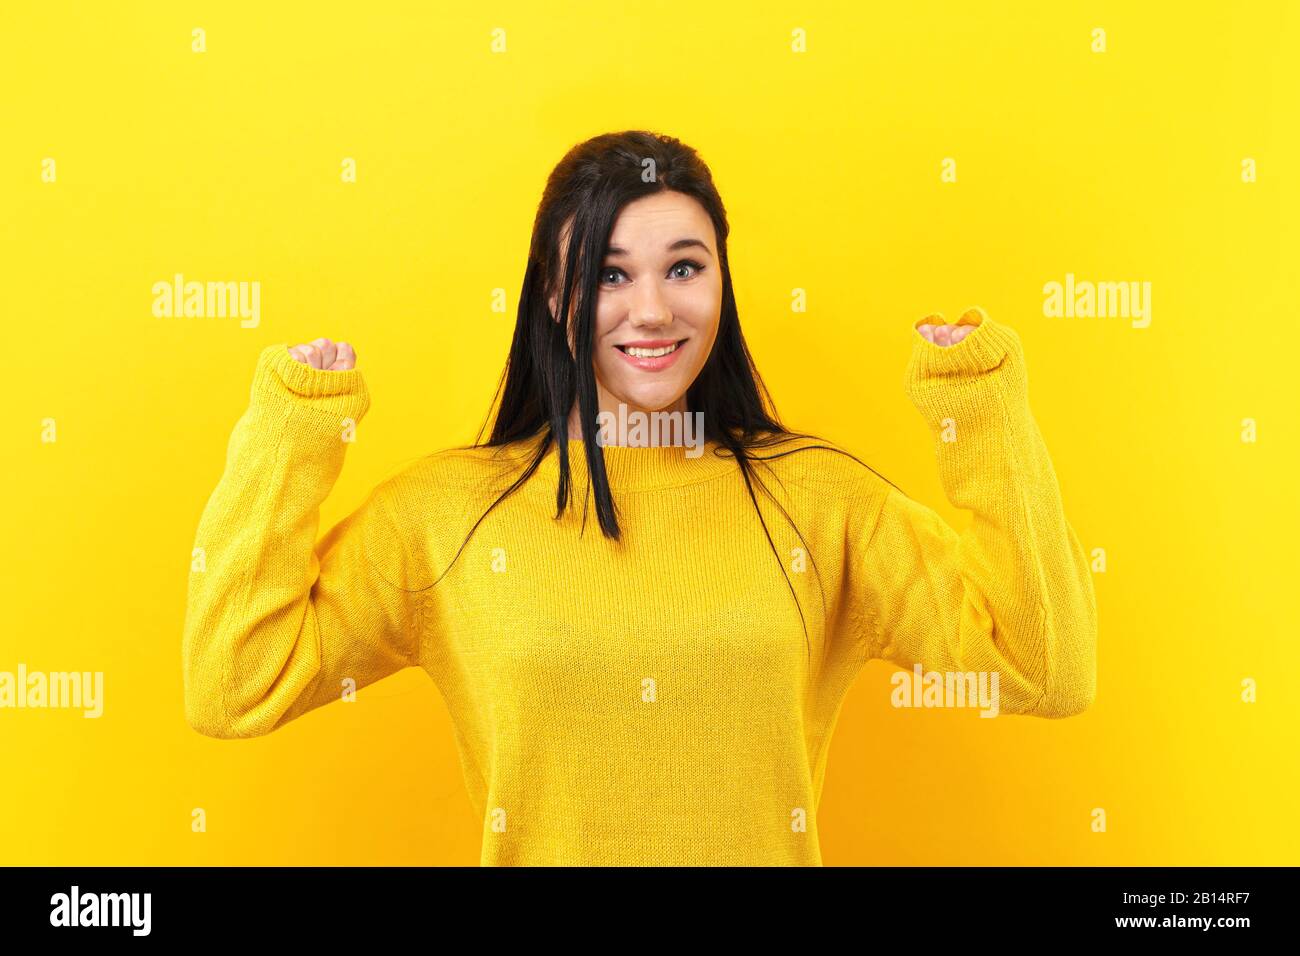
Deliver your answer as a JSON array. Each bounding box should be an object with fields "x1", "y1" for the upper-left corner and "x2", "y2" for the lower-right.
[{"x1": 182, "y1": 130, "x2": 1097, "y2": 866}]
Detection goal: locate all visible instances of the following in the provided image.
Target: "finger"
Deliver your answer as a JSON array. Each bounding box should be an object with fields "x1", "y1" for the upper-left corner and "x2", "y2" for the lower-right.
[
  {"x1": 331, "y1": 342, "x2": 356, "y2": 370},
  {"x1": 916, "y1": 323, "x2": 936, "y2": 344},
  {"x1": 950, "y1": 325, "x2": 973, "y2": 344},
  {"x1": 297, "y1": 344, "x2": 323, "y2": 369},
  {"x1": 934, "y1": 324, "x2": 953, "y2": 346},
  {"x1": 288, "y1": 346, "x2": 308, "y2": 364},
  {"x1": 311, "y1": 337, "x2": 337, "y2": 370}
]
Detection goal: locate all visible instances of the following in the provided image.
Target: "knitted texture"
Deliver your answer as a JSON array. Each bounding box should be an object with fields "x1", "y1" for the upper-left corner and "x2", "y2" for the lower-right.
[{"x1": 182, "y1": 309, "x2": 1097, "y2": 865}]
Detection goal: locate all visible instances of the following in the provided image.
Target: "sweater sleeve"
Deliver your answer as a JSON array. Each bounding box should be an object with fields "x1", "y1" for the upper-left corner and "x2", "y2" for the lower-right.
[
  {"x1": 182, "y1": 344, "x2": 422, "y2": 739},
  {"x1": 850, "y1": 308, "x2": 1097, "y2": 718}
]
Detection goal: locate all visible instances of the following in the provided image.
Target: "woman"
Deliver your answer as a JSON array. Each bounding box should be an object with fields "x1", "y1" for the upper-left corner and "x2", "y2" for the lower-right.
[{"x1": 182, "y1": 130, "x2": 1097, "y2": 866}]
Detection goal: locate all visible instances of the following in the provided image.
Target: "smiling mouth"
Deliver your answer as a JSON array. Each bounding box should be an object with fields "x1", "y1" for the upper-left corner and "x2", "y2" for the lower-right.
[{"x1": 615, "y1": 338, "x2": 688, "y2": 358}]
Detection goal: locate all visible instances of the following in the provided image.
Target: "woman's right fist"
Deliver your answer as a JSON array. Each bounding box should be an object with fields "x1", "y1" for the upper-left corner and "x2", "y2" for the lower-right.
[{"x1": 288, "y1": 338, "x2": 356, "y2": 370}]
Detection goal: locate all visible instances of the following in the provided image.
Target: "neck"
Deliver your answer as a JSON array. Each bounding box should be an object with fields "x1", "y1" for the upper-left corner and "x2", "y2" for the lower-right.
[{"x1": 567, "y1": 395, "x2": 695, "y2": 448}]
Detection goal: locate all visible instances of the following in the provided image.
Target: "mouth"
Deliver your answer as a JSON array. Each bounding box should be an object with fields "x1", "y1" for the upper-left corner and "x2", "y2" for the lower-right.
[{"x1": 614, "y1": 337, "x2": 689, "y2": 371}]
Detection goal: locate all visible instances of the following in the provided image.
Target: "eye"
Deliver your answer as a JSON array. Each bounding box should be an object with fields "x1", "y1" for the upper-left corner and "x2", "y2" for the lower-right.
[
  {"x1": 599, "y1": 259, "x2": 706, "y2": 286},
  {"x1": 669, "y1": 259, "x2": 705, "y2": 280}
]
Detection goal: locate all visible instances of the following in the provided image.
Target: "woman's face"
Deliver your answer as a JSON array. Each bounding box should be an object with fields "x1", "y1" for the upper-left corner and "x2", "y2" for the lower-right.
[{"x1": 551, "y1": 191, "x2": 722, "y2": 423}]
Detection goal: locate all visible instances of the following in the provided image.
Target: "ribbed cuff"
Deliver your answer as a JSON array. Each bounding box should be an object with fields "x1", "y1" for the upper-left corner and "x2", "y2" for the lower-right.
[
  {"x1": 907, "y1": 306, "x2": 1024, "y2": 380},
  {"x1": 250, "y1": 343, "x2": 371, "y2": 421},
  {"x1": 903, "y1": 308, "x2": 1031, "y2": 437}
]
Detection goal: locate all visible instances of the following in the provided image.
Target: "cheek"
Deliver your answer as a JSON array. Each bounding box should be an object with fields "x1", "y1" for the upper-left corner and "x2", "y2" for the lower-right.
[
  {"x1": 686, "y1": 287, "x2": 722, "y2": 352},
  {"x1": 687, "y1": 280, "x2": 721, "y2": 329},
  {"x1": 590, "y1": 309, "x2": 623, "y2": 384},
  {"x1": 594, "y1": 297, "x2": 620, "y2": 338},
  {"x1": 589, "y1": 306, "x2": 614, "y2": 361}
]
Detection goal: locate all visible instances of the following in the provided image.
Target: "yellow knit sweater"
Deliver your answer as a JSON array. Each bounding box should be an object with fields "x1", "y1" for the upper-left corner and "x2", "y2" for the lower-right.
[{"x1": 182, "y1": 310, "x2": 1097, "y2": 866}]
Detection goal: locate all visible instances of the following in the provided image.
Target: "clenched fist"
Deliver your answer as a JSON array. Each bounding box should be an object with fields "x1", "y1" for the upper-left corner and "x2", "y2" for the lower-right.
[
  {"x1": 915, "y1": 323, "x2": 975, "y2": 347},
  {"x1": 287, "y1": 338, "x2": 357, "y2": 370}
]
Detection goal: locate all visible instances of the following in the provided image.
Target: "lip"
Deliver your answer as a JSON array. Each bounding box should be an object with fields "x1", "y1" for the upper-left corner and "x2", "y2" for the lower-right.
[{"x1": 614, "y1": 337, "x2": 688, "y2": 372}]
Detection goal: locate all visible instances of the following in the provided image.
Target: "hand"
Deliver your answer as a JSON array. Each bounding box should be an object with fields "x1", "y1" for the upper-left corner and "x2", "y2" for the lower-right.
[
  {"x1": 287, "y1": 338, "x2": 357, "y2": 370},
  {"x1": 915, "y1": 323, "x2": 975, "y2": 347}
]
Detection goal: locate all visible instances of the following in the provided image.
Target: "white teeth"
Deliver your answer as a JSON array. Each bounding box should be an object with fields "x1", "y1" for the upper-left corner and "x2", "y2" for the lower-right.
[{"x1": 624, "y1": 342, "x2": 679, "y2": 358}]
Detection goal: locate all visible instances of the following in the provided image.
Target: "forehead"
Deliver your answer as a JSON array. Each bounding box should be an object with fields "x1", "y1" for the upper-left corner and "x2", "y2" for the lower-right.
[{"x1": 607, "y1": 192, "x2": 713, "y2": 250}]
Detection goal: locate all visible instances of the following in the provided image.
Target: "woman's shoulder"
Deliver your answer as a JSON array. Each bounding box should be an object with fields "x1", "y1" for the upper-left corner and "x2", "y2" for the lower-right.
[
  {"x1": 369, "y1": 436, "x2": 545, "y2": 515},
  {"x1": 735, "y1": 428, "x2": 896, "y2": 504}
]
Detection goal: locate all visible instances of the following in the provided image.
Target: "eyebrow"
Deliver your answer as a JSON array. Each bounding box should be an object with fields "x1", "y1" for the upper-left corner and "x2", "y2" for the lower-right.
[{"x1": 605, "y1": 238, "x2": 713, "y2": 258}]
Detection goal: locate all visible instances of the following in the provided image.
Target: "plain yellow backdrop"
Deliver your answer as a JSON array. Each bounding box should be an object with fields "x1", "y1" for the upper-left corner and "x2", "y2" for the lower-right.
[{"x1": 2, "y1": 1, "x2": 1296, "y2": 865}]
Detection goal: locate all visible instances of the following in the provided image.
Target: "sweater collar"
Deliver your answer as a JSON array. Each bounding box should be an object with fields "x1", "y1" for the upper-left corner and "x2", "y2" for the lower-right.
[{"x1": 532, "y1": 435, "x2": 739, "y2": 491}]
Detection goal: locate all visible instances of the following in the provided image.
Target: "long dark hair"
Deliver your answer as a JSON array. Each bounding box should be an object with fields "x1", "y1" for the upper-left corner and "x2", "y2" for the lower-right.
[{"x1": 435, "y1": 130, "x2": 902, "y2": 659}]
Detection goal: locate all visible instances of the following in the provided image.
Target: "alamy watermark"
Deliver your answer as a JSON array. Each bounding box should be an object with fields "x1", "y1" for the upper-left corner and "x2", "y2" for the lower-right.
[
  {"x1": 595, "y1": 403, "x2": 705, "y2": 457},
  {"x1": 1043, "y1": 272, "x2": 1151, "y2": 328},
  {"x1": 152, "y1": 273, "x2": 260, "y2": 328},
  {"x1": 0, "y1": 664, "x2": 103, "y2": 717},
  {"x1": 891, "y1": 664, "x2": 1001, "y2": 718}
]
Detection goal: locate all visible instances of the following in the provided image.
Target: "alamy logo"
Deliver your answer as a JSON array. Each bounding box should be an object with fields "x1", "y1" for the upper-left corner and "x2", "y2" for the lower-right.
[
  {"x1": 890, "y1": 664, "x2": 1001, "y2": 718},
  {"x1": 0, "y1": 664, "x2": 103, "y2": 717},
  {"x1": 1042, "y1": 272, "x2": 1151, "y2": 328},
  {"x1": 152, "y1": 273, "x2": 260, "y2": 328},
  {"x1": 49, "y1": 885, "x2": 151, "y2": 936},
  {"x1": 595, "y1": 403, "x2": 705, "y2": 457}
]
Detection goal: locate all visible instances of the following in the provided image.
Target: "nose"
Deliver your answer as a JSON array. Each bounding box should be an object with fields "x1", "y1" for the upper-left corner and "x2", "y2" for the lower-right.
[{"x1": 629, "y1": 284, "x2": 672, "y2": 330}]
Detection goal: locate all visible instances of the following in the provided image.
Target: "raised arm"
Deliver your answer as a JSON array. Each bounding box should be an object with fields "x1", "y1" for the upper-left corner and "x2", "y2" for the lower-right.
[
  {"x1": 183, "y1": 342, "x2": 421, "y2": 739},
  {"x1": 850, "y1": 308, "x2": 1097, "y2": 718}
]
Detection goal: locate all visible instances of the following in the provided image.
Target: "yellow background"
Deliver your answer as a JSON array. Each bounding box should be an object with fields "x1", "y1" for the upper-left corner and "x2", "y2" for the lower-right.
[{"x1": 2, "y1": 1, "x2": 1296, "y2": 865}]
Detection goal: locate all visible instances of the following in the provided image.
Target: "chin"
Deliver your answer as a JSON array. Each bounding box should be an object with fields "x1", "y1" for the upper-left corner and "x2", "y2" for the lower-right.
[{"x1": 611, "y1": 384, "x2": 685, "y2": 415}]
